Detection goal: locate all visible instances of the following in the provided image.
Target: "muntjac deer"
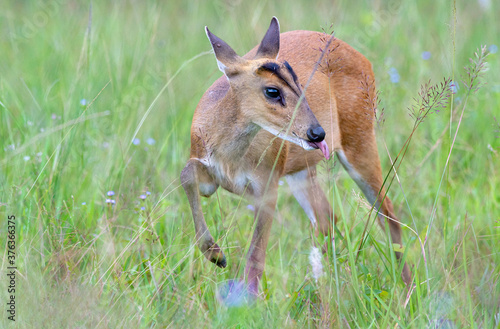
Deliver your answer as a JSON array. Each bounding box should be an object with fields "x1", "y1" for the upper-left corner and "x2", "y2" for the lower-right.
[{"x1": 181, "y1": 17, "x2": 411, "y2": 295}]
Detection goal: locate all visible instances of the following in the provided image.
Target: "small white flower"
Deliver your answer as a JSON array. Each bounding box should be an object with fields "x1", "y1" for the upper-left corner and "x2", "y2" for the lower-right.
[
  {"x1": 309, "y1": 246, "x2": 324, "y2": 282},
  {"x1": 478, "y1": 0, "x2": 491, "y2": 11},
  {"x1": 23, "y1": 156, "x2": 30, "y2": 161}
]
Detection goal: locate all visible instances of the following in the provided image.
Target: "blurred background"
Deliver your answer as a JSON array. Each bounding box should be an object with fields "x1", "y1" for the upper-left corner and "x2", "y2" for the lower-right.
[{"x1": 1, "y1": 1, "x2": 499, "y2": 327}]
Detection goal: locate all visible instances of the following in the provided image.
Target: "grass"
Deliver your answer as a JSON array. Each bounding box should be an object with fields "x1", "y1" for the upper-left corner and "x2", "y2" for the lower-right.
[{"x1": 1, "y1": 0, "x2": 499, "y2": 328}]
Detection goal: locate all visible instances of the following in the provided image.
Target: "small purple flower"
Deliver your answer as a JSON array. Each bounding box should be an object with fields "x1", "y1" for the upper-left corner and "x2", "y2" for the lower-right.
[
  {"x1": 388, "y1": 67, "x2": 400, "y2": 83},
  {"x1": 107, "y1": 191, "x2": 115, "y2": 196},
  {"x1": 217, "y1": 280, "x2": 249, "y2": 307},
  {"x1": 247, "y1": 204, "x2": 255, "y2": 212},
  {"x1": 51, "y1": 113, "x2": 57, "y2": 120},
  {"x1": 80, "y1": 99, "x2": 88, "y2": 106},
  {"x1": 489, "y1": 44, "x2": 498, "y2": 54},
  {"x1": 146, "y1": 191, "x2": 151, "y2": 195},
  {"x1": 132, "y1": 138, "x2": 140, "y2": 145},
  {"x1": 140, "y1": 206, "x2": 145, "y2": 211},
  {"x1": 82, "y1": 202, "x2": 86, "y2": 206},
  {"x1": 146, "y1": 138, "x2": 156, "y2": 145},
  {"x1": 139, "y1": 194, "x2": 147, "y2": 200},
  {"x1": 106, "y1": 199, "x2": 116, "y2": 205},
  {"x1": 421, "y1": 51, "x2": 431, "y2": 60}
]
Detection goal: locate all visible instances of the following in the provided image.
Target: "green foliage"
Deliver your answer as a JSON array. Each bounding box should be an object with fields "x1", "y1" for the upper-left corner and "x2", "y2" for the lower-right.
[{"x1": 1, "y1": 1, "x2": 499, "y2": 328}]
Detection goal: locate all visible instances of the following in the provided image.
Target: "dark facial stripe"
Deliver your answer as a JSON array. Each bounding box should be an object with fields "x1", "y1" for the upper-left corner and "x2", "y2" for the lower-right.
[
  {"x1": 258, "y1": 62, "x2": 301, "y2": 96},
  {"x1": 283, "y1": 61, "x2": 298, "y2": 84},
  {"x1": 260, "y1": 62, "x2": 281, "y2": 73}
]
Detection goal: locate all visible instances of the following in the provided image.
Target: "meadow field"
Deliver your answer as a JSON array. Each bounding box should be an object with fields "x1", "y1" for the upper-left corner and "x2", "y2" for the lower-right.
[{"x1": 1, "y1": 0, "x2": 499, "y2": 327}]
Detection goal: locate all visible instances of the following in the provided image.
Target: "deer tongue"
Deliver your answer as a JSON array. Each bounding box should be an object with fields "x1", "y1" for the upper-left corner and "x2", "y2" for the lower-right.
[{"x1": 308, "y1": 140, "x2": 330, "y2": 159}]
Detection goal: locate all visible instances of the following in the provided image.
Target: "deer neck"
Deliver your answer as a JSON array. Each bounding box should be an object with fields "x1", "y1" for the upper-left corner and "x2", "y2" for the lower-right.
[{"x1": 211, "y1": 91, "x2": 260, "y2": 161}]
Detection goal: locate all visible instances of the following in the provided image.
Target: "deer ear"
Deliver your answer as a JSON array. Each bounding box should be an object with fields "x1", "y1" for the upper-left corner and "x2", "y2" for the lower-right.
[
  {"x1": 255, "y1": 17, "x2": 280, "y2": 59},
  {"x1": 205, "y1": 27, "x2": 243, "y2": 77}
]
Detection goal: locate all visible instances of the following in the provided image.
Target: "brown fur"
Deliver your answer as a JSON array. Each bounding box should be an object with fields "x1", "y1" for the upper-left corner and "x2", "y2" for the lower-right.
[{"x1": 181, "y1": 18, "x2": 411, "y2": 295}]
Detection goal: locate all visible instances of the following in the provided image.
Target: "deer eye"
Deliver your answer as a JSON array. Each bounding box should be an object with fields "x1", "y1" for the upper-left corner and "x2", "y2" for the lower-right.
[{"x1": 264, "y1": 87, "x2": 281, "y2": 100}]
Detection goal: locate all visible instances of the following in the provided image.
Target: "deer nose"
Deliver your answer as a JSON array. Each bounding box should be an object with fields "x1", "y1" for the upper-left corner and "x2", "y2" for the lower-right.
[{"x1": 307, "y1": 125, "x2": 325, "y2": 143}]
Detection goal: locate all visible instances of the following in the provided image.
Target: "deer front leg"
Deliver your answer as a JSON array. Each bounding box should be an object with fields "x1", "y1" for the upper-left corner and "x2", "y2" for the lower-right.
[
  {"x1": 180, "y1": 158, "x2": 226, "y2": 267},
  {"x1": 286, "y1": 167, "x2": 335, "y2": 237},
  {"x1": 286, "y1": 168, "x2": 339, "y2": 254},
  {"x1": 244, "y1": 181, "x2": 278, "y2": 296}
]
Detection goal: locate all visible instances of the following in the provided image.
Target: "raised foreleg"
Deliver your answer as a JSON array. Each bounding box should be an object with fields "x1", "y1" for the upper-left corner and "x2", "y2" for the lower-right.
[{"x1": 180, "y1": 158, "x2": 226, "y2": 267}]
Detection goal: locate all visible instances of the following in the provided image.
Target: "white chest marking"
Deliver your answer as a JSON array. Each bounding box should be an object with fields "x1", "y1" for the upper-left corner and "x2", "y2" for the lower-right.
[{"x1": 196, "y1": 156, "x2": 255, "y2": 195}]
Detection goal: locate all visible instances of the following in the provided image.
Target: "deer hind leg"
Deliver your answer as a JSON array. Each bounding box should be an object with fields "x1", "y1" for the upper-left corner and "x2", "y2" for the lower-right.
[
  {"x1": 336, "y1": 146, "x2": 412, "y2": 286},
  {"x1": 286, "y1": 168, "x2": 337, "y2": 239},
  {"x1": 180, "y1": 158, "x2": 226, "y2": 268}
]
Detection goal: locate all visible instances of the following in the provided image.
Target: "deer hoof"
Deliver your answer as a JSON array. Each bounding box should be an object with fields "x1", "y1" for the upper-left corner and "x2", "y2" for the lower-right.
[{"x1": 205, "y1": 244, "x2": 227, "y2": 268}]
